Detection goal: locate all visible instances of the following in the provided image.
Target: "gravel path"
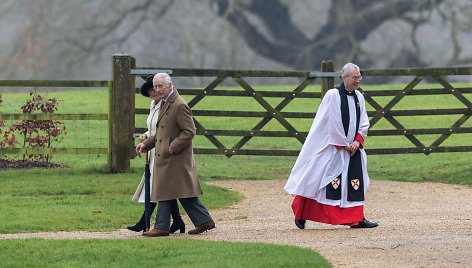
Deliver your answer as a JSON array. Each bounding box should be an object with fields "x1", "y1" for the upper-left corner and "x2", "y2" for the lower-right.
[{"x1": 2, "y1": 179, "x2": 472, "y2": 267}]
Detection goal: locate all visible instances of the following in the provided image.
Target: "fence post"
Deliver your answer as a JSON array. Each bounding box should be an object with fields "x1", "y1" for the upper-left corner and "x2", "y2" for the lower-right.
[
  {"x1": 110, "y1": 53, "x2": 135, "y2": 173},
  {"x1": 320, "y1": 60, "x2": 335, "y2": 99},
  {"x1": 327, "y1": 60, "x2": 335, "y2": 90}
]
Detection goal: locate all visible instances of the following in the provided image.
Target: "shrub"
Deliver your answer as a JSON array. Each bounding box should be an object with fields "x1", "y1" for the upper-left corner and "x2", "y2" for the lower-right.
[{"x1": 0, "y1": 92, "x2": 67, "y2": 163}]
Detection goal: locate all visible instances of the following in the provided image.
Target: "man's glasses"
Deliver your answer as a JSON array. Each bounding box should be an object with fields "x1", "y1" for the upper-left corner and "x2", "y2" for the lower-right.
[{"x1": 350, "y1": 76, "x2": 362, "y2": 81}]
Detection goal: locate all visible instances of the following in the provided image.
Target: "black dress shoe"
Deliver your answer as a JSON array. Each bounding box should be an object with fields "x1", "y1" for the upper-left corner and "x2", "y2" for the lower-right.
[
  {"x1": 169, "y1": 221, "x2": 185, "y2": 233},
  {"x1": 295, "y1": 219, "x2": 306, "y2": 229},
  {"x1": 350, "y1": 218, "x2": 378, "y2": 228}
]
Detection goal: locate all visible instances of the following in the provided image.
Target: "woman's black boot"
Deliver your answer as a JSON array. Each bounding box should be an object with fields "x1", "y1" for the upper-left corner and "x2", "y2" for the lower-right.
[
  {"x1": 169, "y1": 200, "x2": 185, "y2": 233},
  {"x1": 169, "y1": 220, "x2": 185, "y2": 233},
  {"x1": 127, "y1": 202, "x2": 157, "y2": 232}
]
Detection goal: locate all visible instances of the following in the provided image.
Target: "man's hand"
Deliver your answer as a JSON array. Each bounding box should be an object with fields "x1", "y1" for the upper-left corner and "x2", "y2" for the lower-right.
[
  {"x1": 136, "y1": 143, "x2": 146, "y2": 158},
  {"x1": 139, "y1": 134, "x2": 147, "y2": 143},
  {"x1": 346, "y1": 140, "x2": 360, "y2": 156},
  {"x1": 168, "y1": 145, "x2": 174, "y2": 155}
]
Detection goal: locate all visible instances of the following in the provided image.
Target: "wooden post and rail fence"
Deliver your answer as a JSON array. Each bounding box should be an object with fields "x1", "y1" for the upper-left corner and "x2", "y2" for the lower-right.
[{"x1": 1, "y1": 53, "x2": 472, "y2": 172}]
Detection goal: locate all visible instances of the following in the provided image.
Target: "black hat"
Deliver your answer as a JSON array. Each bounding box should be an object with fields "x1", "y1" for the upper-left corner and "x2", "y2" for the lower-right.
[{"x1": 140, "y1": 75, "x2": 154, "y2": 97}]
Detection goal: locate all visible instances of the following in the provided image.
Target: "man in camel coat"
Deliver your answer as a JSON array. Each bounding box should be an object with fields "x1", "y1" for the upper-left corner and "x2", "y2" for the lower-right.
[{"x1": 136, "y1": 73, "x2": 215, "y2": 236}]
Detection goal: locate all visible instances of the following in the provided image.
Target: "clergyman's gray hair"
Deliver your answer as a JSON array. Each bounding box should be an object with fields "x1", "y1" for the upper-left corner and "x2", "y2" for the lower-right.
[
  {"x1": 341, "y1": 63, "x2": 360, "y2": 77},
  {"x1": 153, "y1": 73, "x2": 172, "y2": 86}
]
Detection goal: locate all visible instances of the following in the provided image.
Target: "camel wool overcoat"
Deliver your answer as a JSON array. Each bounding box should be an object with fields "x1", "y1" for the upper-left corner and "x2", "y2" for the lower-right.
[{"x1": 143, "y1": 90, "x2": 202, "y2": 201}]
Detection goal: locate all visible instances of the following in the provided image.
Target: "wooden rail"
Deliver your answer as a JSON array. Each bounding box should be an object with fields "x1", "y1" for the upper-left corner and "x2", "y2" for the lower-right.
[
  {"x1": 2, "y1": 54, "x2": 472, "y2": 172},
  {"x1": 132, "y1": 60, "x2": 472, "y2": 158}
]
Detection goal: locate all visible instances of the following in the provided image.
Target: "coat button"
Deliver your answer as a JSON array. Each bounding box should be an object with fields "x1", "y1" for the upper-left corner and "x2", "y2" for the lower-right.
[
  {"x1": 157, "y1": 154, "x2": 160, "y2": 157},
  {"x1": 159, "y1": 139, "x2": 162, "y2": 142}
]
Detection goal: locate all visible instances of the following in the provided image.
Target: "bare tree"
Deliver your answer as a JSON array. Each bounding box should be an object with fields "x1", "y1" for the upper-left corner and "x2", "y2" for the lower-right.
[
  {"x1": 61, "y1": 0, "x2": 172, "y2": 66},
  {"x1": 208, "y1": 0, "x2": 472, "y2": 69},
  {"x1": 1, "y1": 0, "x2": 471, "y2": 82},
  {"x1": 0, "y1": 0, "x2": 174, "y2": 80}
]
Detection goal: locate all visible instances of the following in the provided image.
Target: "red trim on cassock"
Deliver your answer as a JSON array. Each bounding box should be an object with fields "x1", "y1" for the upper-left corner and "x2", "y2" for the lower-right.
[
  {"x1": 292, "y1": 195, "x2": 364, "y2": 226},
  {"x1": 335, "y1": 145, "x2": 343, "y2": 150},
  {"x1": 355, "y1": 133, "x2": 364, "y2": 148}
]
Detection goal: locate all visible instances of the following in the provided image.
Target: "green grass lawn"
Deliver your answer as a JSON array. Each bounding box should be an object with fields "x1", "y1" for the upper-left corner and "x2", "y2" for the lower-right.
[
  {"x1": 0, "y1": 166, "x2": 241, "y2": 233},
  {"x1": 1, "y1": 82, "x2": 472, "y2": 267},
  {"x1": 0, "y1": 239, "x2": 330, "y2": 268}
]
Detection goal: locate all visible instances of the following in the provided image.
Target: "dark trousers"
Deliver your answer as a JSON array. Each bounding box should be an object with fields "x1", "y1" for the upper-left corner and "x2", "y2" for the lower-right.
[{"x1": 154, "y1": 197, "x2": 212, "y2": 231}]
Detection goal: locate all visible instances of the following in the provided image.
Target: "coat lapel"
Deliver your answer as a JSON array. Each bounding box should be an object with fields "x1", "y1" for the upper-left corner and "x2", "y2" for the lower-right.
[{"x1": 157, "y1": 89, "x2": 179, "y2": 123}]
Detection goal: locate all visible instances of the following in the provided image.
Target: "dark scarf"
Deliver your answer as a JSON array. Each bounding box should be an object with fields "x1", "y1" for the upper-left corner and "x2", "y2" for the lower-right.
[{"x1": 326, "y1": 83, "x2": 364, "y2": 202}]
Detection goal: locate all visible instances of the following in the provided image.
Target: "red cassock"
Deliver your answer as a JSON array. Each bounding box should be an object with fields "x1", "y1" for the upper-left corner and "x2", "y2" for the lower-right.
[{"x1": 291, "y1": 195, "x2": 364, "y2": 226}]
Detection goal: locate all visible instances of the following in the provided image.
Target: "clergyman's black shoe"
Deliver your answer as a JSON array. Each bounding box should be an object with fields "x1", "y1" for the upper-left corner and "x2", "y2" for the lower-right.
[
  {"x1": 350, "y1": 218, "x2": 378, "y2": 229},
  {"x1": 295, "y1": 219, "x2": 306, "y2": 229}
]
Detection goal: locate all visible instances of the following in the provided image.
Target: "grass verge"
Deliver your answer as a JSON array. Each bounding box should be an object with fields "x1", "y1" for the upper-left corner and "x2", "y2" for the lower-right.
[
  {"x1": 0, "y1": 238, "x2": 330, "y2": 268},
  {"x1": 0, "y1": 167, "x2": 242, "y2": 233}
]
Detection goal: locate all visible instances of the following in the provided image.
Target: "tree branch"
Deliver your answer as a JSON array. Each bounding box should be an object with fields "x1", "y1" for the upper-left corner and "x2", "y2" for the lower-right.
[
  {"x1": 211, "y1": 0, "x2": 302, "y2": 65},
  {"x1": 65, "y1": 0, "x2": 169, "y2": 55}
]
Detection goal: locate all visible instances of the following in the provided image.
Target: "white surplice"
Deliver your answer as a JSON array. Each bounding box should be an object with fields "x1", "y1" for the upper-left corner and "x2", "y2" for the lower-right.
[
  {"x1": 284, "y1": 87, "x2": 370, "y2": 208},
  {"x1": 132, "y1": 100, "x2": 161, "y2": 203}
]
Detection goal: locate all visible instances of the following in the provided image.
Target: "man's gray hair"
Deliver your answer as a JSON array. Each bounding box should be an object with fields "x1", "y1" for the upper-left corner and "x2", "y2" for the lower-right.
[
  {"x1": 341, "y1": 63, "x2": 360, "y2": 77},
  {"x1": 154, "y1": 72, "x2": 172, "y2": 86}
]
